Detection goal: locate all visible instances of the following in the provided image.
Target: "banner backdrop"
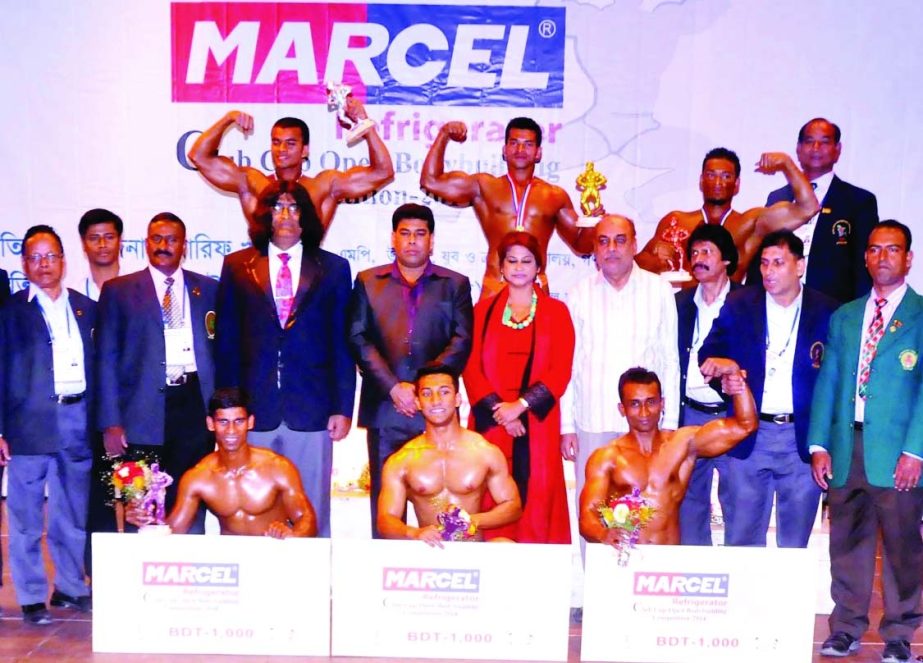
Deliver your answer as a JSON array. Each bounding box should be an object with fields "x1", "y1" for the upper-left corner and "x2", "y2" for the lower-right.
[{"x1": 2, "y1": 0, "x2": 921, "y2": 479}]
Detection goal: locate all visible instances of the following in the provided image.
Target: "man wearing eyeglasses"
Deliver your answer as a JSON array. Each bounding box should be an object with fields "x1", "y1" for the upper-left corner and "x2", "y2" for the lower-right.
[
  {"x1": 560, "y1": 215, "x2": 679, "y2": 561},
  {"x1": 215, "y1": 181, "x2": 354, "y2": 538},
  {"x1": 0, "y1": 225, "x2": 95, "y2": 625},
  {"x1": 95, "y1": 213, "x2": 217, "y2": 534}
]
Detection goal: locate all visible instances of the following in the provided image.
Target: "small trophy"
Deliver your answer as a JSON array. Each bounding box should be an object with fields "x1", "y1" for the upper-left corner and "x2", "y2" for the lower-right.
[
  {"x1": 660, "y1": 217, "x2": 692, "y2": 283},
  {"x1": 575, "y1": 161, "x2": 607, "y2": 227},
  {"x1": 326, "y1": 81, "x2": 376, "y2": 148}
]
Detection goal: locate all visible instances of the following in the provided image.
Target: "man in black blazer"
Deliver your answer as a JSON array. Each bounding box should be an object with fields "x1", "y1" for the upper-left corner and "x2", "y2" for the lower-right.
[
  {"x1": 96, "y1": 213, "x2": 217, "y2": 533},
  {"x1": 216, "y1": 181, "x2": 355, "y2": 538},
  {"x1": 0, "y1": 225, "x2": 95, "y2": 624},
  {"x1": 676, "y1": 224, "x2": 740, "y2": 545},
  {"x1": 758, "y1": 117, "x2": 878, "y2": 303},
  {"x1": 700, "y1": 231, "x2": 838, "y2": 548},
  {"x1": 348, "y1": 203, "x2": 473, "y2": 536}
]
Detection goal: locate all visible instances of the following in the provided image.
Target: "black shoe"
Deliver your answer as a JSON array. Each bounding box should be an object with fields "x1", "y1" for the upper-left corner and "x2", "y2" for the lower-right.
[
  {"x1": 820, "y1": 631, "x2": 860, "y2": 657},
  {"x1": 882, "y1": 639, "x2": 912, "y2": 663},
  {"x1": 50, "y1": 589, "x2": 92, "y2": 612},
  {"x1": 21, "y1": 603, "x2": 53, "y2": 625}
]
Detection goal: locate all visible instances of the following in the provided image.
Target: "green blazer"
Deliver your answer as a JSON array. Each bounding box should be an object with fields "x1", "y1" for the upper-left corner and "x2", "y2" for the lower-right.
[{"x1": 808, "y1": 286, "x2": 923, "y2": 487}]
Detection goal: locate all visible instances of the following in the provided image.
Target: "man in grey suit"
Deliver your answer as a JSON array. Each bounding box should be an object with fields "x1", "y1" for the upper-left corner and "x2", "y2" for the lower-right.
[
  {"x1": 0, "y1": 225, "x2": 96, "y2": 624},
  {"x1": 348, "y1": 203, "x2": 473, "y2": 536},
  {"x1": 96, "y1": 213, "x2": 217, "y2": 533}
]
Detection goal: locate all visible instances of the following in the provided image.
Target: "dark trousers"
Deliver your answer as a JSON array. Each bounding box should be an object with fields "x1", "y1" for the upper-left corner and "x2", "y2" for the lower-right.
[
  {"x1": 828, "y1": 430, "x2": 923, "y2": 641},
  {"x1": 367, "y1": 420, "x2": 424, "y2": 538}
]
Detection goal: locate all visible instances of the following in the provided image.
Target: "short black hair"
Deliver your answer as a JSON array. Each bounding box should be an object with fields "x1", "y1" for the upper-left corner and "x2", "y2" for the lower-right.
[
  {"x1": 686, "y1": 224, "x2": 739, "y2": 276},
  {"x1": 208, "y1": 387, "x2": 250, "y2": 416},
  {"x1": 702, "y1": 147, "x2": 741, "y2": 178},
  {"x1": 758, "y1": 230, "x2": 805, "y2": 261},
  {"x1": 149, "y1": 212, "x2": 186, "y2": 235},
  {"x1": 78, "y1": 208, "x2": 123, "y2": 238},
  {"x1": 273, "y1": 117, "x2": 310, "y2": 145},
  {"x1": 798, "y1": 117, "x2": 841, "y2": 144},
  {"x1": 618, "y1": 367, "x2": 662, "y2": 402},
  {"x1": 252, "y1": 180, "x2": 324, "y2": 252},
  {"x1": 505, "y1": 117, "x2": 542, "y2": 147},
  {"x1": 872, "y1": 219, "x2": 912, "y2": 251},
  {"x1": 392, "y1": 203, "x2": 435, "y2": 233},
  {"x1": 415, "y1": 363, "x2": 459, "y2": 392},
  {"x1": 23, "y1": 225, "x2": 64, "y2": 254}
]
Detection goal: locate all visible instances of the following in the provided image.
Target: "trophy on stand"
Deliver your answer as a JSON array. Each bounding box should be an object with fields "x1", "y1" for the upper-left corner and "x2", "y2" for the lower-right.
[
  {"x1": 326, "y1": 81, "x2": 376, "y2": 148},
  {"x1": 575, "y1": 161, "x2": 607, "y2": 227},
  {"x1": 659, "y1": 217, "x2": 693, "y2": 283}
]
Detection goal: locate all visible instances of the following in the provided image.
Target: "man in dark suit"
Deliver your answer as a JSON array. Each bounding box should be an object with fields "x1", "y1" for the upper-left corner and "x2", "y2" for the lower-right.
[
  {"x1": 758, "y1": 117, "x2": 878, "y2": 303},
  {"x1": 0, "y1": 225, "x2": 95, "y2": 624},
  {"x1": 676, "y1": 224, "x2": 740, "y2": 545},
  {"x1": 216, "y1": 181, "x2": 355, "y2": 538},
  {"x1": 348, "y1": 203, "x2": 473, "y2": 537},
  {"x1": 810, "y1": 221, "x2": 923, "y2": 662},
  {"x1": 96, "y1": 213, "x2": 217, "y2": 534},
  {"x1": 699, "y1": 230, "x2": 838, "y2": 548}
]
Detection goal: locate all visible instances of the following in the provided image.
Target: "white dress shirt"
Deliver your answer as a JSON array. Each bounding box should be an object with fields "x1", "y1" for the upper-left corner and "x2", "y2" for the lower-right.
[
  {"x1": 29, "y1": 285, "x2": 86, "y2": 395},
  {"x1": 268, "y1": 241, "x2": 303, "y2": 302},
  {"x1": 148, "y1": 266, "x2": 197, "y2": 377},
  {"x1": 761, "y1": 289, "x2": 802, "y2": 414},
  {"x1": 561, "y1": 264, "x2": 680, "y2": 434},
  {"x1": 686, "y1": 280, "x2": 731, "y2": 404},
  {"x1": 795, "y1": 170, "x2": 834, "y2": 278}
]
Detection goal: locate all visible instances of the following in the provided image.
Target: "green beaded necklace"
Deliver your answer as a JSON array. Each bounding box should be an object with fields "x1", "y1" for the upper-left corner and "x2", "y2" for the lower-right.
[{"x1": 501, "y1": 290, "x2": 538, "y2": 329}]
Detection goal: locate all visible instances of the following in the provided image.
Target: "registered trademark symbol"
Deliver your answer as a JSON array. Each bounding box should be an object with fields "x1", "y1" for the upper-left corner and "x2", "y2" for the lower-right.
[{"x1": 538, "y1": 19, "x2": 556, "y2": 38}]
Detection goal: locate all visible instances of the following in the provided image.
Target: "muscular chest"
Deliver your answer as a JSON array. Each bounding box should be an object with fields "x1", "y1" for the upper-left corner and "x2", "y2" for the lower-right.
[
  {"x1": 202, "y1": 474, "x2": 278, "y2": 517},
  {"x1": 406, "y1": 455, "x2": 488, "y2": 498}
]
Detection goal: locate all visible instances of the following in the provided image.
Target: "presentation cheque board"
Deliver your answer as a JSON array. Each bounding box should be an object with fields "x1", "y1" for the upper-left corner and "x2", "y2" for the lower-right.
[
  {"x1": 581, "y1": 544, "x2": 815, "y2": 663},
  {"x1": 331, "y1": 539, "x2": 571, "y2": 660},
  {"x1": 92, "y1": 533, "x2": 331, "y2": 656}
]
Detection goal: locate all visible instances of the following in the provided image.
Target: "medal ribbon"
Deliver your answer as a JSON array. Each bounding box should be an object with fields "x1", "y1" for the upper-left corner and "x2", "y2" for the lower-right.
[{"x1": 507, "y1": 174, "x2": 533, "y2": 231}]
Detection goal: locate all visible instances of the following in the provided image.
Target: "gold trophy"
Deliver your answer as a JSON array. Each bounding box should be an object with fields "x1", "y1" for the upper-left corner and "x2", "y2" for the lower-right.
[
  {"x1": 325, "y1": 81, "x2": 376, "y2": 148},
  {"x1": 660, "y1": 217, "x2": 693, "y2": 283},
  {"x1": 575, "y1": 161, "x2": 607, "y2": 227}
]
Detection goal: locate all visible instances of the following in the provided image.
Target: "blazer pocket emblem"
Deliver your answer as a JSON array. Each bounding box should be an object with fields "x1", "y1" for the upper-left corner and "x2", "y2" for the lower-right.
[
  {"x1": 810, "y1": 341, "x2": 824, "y2": 369},
  {"x1": 899, "y1": 349, "x2": 918, "y2": 371},
  {"x1": 832, "y1": 220, "x2": 851, "y2": 246},
  {"x1": 205, "y1": 310, "x2": 216, "y2": 339}
]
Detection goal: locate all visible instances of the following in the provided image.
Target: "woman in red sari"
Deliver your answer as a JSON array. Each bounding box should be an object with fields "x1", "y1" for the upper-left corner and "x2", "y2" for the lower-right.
[{"x1": 463, "y1": 231, "x2": 575, "y2": 543}]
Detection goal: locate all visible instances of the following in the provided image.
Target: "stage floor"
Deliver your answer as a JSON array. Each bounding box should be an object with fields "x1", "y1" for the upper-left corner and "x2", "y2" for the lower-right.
[{"x1": 0, "y1": 499, "x2": 917, "y2": 663}]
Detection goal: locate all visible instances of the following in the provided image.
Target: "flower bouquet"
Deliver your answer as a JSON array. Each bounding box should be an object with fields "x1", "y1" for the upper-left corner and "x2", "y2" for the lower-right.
[
  {"x1": 435, "y1": 503, "x2": 478, "y2": 542},
  {"x1": 596, "y1": 488, "x2": 657, "y2": 566},
  {"x1": 110, "y1": 459, "x2": 173, "y2": 533}
]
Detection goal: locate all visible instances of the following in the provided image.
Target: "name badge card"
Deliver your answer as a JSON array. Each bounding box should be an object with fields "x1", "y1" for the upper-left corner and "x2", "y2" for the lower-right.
[
  {"x1": 581, "y1": 544, "x2": 815, "y2": 663},
  {"x1": 331, "y1": 539, "x2": 571, "y2": 660},
  {"x1": 92, "y1": 533, "x2": 331, "y2": 656}
]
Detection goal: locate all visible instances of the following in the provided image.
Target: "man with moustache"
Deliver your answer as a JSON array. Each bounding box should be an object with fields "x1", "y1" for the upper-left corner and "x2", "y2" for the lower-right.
[
  {"x1": 560, "y1": 215, "x2": 679, "y2": 557},
  {"x1": 188, "y1": 105, "x2": 394, "y2": 236},
  {"x1": 348, "y1": 203, "x2": 473, "y2": 536},
  {"x1": 758, "y1": 118, "x2": 878, "y2": 303},
  {"x1": 635, "y1": 148, "x2": 818, "y2": 281},
  {"x1": 420, "y1": 117, "x2": 597, "y2": 298},
  {"x1": 216, "y1": 181, "x2": 354, "y2": 538},
  {"x1": 698, "y1": 231, "x2": 837, "y2": 548},
  {"x1": 377, "y1": 366, "x2": 521, "y2": 545},
  {"x1": 810, "y1": 221, "x2": 923, "y2": 661},
  {"x1": 675, "y1": 224, "x2": 741, "y2": 545},
  {"x1": 76, "y1": 208, "x2": 122, "y2": 301},
  {"x1": 0, "y1": 225, "x2": 95, "y2": 624},
  {"x1": 96, "y1": 213, "x2": 217, "y2": 534}
]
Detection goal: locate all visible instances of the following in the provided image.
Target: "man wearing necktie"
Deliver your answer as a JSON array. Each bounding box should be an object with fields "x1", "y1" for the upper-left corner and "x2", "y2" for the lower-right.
[
  {"x1": 215, "y1": 181, "x2": 354, "y2": 538},
  {"x1": 810, "y1": 220, "x2": 923, "y2": 662},
  {"x1": 698, "y1": 230, "x2": 837, "y2": 548},
  {"x1": 96, "y1": 213, "x2": 217, "y2": 534},
  {"x1": 759, "y1": 117, "x2": 879, "y2": 303},
  {"x1": 0, "y1": 225, "x2": 95, "y2": 625}
]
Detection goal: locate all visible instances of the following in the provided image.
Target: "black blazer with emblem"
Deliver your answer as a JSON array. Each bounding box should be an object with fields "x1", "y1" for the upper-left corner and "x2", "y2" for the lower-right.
[
  {"x1": 0, "y1": 288, "x2": 96, "y2": 454},
  {"x1": 761, "y1": 175, "x2": 878, "y2": 303},
  {"x1": 698, "y1": 286, "x2": 839, "y2": 462},
  {"x1": 215, "y1": 246, "x2": 355, "y2": 432},
  {"x1": 96, "y1": 268, "x2": 217, "y2": 445}
]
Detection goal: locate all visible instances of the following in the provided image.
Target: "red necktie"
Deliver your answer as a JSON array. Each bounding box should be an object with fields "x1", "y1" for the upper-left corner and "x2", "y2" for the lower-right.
[
  {"x1": 857, "y1": 297, "x2": 887, "y2": 399},
  {"x1": 275, "y1": 252, "x2": 293, "y2": 326}
]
